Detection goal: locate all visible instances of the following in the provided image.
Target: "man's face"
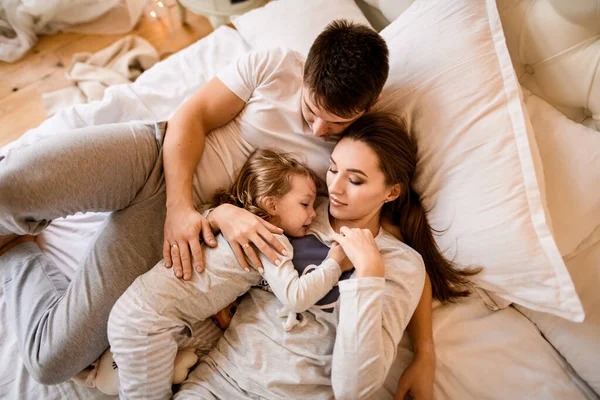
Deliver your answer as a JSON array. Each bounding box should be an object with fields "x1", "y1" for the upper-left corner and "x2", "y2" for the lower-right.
[{"x1": 301, "y1": 87, "x2": 365, "y2": 137}]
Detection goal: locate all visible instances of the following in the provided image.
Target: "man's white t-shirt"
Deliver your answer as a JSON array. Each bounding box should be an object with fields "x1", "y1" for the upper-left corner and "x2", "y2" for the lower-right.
[{"x1": 191, "y1": 48, "x2": 338, "y2": 205}]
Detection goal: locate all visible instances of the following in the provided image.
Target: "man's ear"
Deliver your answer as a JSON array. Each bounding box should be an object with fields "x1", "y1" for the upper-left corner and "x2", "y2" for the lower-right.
[{"x1": 367, "y1": 94, "x2": 383, "y2": 112}]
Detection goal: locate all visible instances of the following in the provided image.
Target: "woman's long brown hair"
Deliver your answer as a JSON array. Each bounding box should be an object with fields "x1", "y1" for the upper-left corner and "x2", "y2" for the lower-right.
[{"x1": 342, "y1": 112, "x2": 480, "y2": 302}]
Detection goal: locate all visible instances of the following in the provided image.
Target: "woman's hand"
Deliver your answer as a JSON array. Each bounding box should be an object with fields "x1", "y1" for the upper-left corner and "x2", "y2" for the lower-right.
[
  {"x1": 330, "y1": 226, "x2": 384, "y2": 277},
  {"x1": 163, "y1": 205, "x2": 217, "y2": 280},
  {"x1": 208, "y1": 204, "x2": 287, "y2": 272},
  {"x1": 395, "y1": 351, "x2": 436, "y2": 400}
]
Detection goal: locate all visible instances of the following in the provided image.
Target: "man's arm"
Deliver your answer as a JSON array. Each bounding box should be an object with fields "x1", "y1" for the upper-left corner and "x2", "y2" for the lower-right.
[
  {"x1": 163, "y1": 77, "x2": 245, "y2": 279},
  {"x1": 163, "y1": 77, "x2": 286, "y2": 278}
]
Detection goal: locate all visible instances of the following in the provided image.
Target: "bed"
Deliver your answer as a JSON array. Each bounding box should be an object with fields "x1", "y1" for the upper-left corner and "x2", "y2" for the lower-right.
[{"x1": 1, "y1": 0, "x2": 599, "y2": 399}]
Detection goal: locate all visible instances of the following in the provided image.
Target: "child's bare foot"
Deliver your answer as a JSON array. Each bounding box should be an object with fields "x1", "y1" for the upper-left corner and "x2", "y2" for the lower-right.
[{"x1": 0, "y1": 235, "x2": 35, "y2": 257}]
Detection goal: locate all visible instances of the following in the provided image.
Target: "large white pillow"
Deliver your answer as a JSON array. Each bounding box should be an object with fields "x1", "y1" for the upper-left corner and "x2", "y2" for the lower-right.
[
  {"x1": 231, "y1": 0, "x2": 372, "y2": 55},
  {"x1": 514, "y1": 92, "x2": 600, "y2": 394},
  {"x1": 523, "y1": 90, "x2": 600, "y2": 257},
  {"x1": 375, "y1": 0, "x2": 583, "y2": 321}
]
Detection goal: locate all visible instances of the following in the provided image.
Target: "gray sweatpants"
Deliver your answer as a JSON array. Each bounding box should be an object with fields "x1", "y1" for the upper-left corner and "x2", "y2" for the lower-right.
[{"x1": 0, "y1": 121, "x2": 168, "y2": 385}]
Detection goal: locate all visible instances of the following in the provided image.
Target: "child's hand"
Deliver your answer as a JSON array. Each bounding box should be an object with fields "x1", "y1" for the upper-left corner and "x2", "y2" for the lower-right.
[
  {"x1": 328, "y1": 242, "x2": 352, "y2": 271},
  {"x1": 330, "y1": 227, "x2": 384, "y2": 277}
]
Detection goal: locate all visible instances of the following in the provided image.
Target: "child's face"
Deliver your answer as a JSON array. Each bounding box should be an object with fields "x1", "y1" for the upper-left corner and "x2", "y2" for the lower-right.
[{"x1": 271, "y1": 174, "x2": 317, "y2": 237}]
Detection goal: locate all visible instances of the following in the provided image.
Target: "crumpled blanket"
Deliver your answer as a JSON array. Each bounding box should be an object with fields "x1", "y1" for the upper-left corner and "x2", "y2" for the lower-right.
[
  {"x1": 42, "y1": 35, "x2": 159, "y2": 117},
  {"x1": 0, "y1": 0, "x2": 147, "y2": 63}
]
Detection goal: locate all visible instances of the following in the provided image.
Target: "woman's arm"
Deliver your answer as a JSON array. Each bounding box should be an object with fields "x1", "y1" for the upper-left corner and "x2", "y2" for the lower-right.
[
  {"x1": 260, "y1": 236, "x2": 344, "y2": 313},
  {"x1": 406, "y1": 275, "x2": 434, "y2": 355},
  {"x1": 383, "y1": 219, "x2": 436, "y2": 399},
  {"x1": 395, "y1": 275, "x2": 435, "y2": 400},
  {"x1": 406, "y1": 274, "x2": 435, "y2": 357},
  {"x1": 382, "y1": 219, "x2": 435, "y2": 355},
  {"x1": 330, "y1": 228, "x2": 425, "y2": 399}
]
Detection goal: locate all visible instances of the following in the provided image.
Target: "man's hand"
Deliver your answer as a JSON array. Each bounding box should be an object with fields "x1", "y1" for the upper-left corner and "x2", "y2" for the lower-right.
[
  {"x1": 163, "y1": 205, "x2": 216, "y2": 280},
  {"x1": 208, "y1": 204, "x2": 286, "y2": 272},
  {"x1": 395, "y1": 351, "x2": 435, "y2": 400}
]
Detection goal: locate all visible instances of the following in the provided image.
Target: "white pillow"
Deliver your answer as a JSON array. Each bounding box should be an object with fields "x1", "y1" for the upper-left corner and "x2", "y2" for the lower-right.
[
  {"x1": 515, "y1": 230, "x2": 600, "y2": 394},
  {"x1": 375, "y1": 0, "x2": 583, "y2": 321},
  {"x1": 523, "y1": 91, "x2": 600, "y2": 257},
  {"x1": 231, "y1": 0, "x2": 372, "y2": 55},
  {"x1": 514, "y1": 92, "x2": 600, "y2": 394},
  {"x1": 361, "y1": 0, "x2": 415, "y2": 23},
  {"x1": 383, "y1": 295, "x2": 594, "y2": 399}
]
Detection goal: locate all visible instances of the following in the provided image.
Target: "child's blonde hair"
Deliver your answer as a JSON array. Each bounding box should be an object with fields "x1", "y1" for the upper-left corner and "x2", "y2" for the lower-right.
[{"x1": 212, "y1": 149, "x2": 322, "y2": 220}]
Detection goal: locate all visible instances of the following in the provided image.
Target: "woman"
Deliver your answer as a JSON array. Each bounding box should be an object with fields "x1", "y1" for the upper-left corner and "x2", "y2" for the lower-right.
[{"x1": 165, "y1": 112, "x2": 476, "y2": 398}]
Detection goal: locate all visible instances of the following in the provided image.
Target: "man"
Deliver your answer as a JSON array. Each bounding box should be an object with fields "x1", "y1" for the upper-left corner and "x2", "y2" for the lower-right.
[
  {"x1": 162, "y1": 20, "x2": 388, "y2": 277},
  {"x1": 0, "y1": 20, "x2": 433, "y2": 398}
]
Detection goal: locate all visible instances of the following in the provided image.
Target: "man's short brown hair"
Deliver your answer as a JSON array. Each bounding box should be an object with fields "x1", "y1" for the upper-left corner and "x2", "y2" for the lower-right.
[{"x1": 303, "y1": 19, "x2": 389, "y2": 119}]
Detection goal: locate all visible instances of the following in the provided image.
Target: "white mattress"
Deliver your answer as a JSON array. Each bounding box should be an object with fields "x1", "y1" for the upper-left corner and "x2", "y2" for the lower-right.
[{"x1": 0, "y1": 26, "x2": 596, "y2": 400}]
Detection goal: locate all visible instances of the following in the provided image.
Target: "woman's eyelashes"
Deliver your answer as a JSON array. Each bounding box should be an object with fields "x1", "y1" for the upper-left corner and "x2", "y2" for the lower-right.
[{"x1": 327, "y1": 167, "x2": 363, "y2": 185}]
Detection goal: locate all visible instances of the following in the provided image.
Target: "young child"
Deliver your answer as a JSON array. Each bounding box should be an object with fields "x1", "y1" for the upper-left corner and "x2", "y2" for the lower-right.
[{"x1": 107, "y1": 149, "x2": 351, "y2": 400}]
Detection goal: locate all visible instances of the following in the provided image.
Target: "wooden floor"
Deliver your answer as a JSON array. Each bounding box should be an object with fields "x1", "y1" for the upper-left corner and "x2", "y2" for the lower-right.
[{"x1": 0, "y1": 5, "x2": 214, "y2": 148}]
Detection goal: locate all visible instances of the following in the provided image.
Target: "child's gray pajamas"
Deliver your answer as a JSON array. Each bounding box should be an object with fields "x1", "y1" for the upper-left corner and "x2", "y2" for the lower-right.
[{"x1": 108, "y1": 229, "x2": 343, "y2": 400}]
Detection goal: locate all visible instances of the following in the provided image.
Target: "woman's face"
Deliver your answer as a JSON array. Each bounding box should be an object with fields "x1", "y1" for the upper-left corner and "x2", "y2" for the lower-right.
[
  {"x1": 270, "y1": 174, "x2": 317, "y2": 237},
  {"x1": 327, "y1": 138, "x2": 398, "y2": 224}
]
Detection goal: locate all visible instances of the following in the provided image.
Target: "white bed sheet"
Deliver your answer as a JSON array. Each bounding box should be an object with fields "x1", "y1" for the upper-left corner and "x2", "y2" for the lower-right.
[
  {"x1": 381, "y1": 296, "x2": 596, "y2": 399},
  {"x1": 0, "y1": 25, "x2": 596, "y2": 400}
]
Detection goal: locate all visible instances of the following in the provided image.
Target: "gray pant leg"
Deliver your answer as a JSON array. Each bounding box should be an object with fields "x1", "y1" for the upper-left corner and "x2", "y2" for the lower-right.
[
  {"x1": 0, "y1": 121, "x2": 168, "y2": 384},
  {"x1": 0, "y1": 121, "x2": 164, "y2": 235},
  {"x1": 2, "y1": 187, "x2": 166, "y2": 384}
]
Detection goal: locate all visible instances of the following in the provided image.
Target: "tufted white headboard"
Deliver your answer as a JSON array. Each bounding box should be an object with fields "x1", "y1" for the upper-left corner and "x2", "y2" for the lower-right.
[
  {"x1": 497, "y1": 0, "x2": 600, "y2": 131},
  {"x1": 356, "y1": 0, "x2": 600, "y2": 132}
]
